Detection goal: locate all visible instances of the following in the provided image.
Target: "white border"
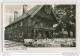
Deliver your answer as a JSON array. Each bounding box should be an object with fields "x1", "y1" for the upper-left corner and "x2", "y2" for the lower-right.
[{"x1": 1, "y1": 0, "x2": 80, "y2": 53}]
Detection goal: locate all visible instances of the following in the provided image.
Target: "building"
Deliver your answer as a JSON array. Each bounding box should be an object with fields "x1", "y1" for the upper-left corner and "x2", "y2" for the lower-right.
[{"x1": 5, "y1": 5, "x2": 58, "y2": 42}]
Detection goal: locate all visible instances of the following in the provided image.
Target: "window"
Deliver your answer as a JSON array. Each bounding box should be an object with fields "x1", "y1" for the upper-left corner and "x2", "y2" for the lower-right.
[
  {"x1": 10, "y1": 26, "x2": 12, "y2": 30},
  {"x1": 6, "y1": 28, "x2": 9, "y2": 32},
  {"x1": 44, "y1": 6, "x2": 52, "y2": 15},
  {"x1": 28, "y1": 19, "x2": 31, "y2": 26},
  {"x1": 15, "y1": 24, "x2": 17, "y2": 28},
  {"x1": 19, "y1": 32, "x2": 23, "y2": 38},
  {"x1": 20, "y1": 22, "x2": 23, "y2": 27},
  {"x1": 40, "y1": 23, "x2": 43, "y2": 28}
]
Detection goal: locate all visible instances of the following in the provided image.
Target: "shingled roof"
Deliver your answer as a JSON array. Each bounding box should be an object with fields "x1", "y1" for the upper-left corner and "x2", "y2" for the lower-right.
[{"x1": 6, "y1": 5, "x2": 57, "y2": 28}]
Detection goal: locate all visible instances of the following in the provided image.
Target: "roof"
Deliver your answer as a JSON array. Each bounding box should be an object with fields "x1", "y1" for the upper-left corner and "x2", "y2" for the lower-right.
[
  {"x1": 33, "y1": 27, "x2": 55, "y2": 31},
  {"x1": 5, "y1": 5, "x2": 57, "y2": 28},
  {"x1": 5, "y1": 5, "x2": 43, "y2": 28}
]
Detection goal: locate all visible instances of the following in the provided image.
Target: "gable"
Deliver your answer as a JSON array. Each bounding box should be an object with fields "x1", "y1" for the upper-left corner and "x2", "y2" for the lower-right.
[{"x1": 34, "y1": 5, "x2": 58, "y2": 24}]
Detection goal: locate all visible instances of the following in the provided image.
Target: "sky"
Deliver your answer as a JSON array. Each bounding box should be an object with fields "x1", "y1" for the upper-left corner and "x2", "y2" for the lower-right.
[
  {"x1": 3, "y1": 5, "x2": 35, "y2": 28},
  {"x1": 3, "y1": 5, "x2": 55, "y2": 29}
]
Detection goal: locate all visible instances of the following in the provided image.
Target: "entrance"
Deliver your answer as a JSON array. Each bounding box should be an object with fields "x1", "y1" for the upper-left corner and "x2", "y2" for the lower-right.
[{"x1": 32, "y1": 28, "x2": 54, "y2": 39}]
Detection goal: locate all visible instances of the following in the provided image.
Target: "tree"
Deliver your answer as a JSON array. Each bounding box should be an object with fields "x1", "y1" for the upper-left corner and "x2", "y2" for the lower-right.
[{"x1": 54, "y1": 5, "x2": 76, "y2": 37}]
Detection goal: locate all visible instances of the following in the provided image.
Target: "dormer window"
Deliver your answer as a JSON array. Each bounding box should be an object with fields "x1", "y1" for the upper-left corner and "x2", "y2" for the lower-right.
[
  {"x1": 44, "y1": 5, "x2": 52, "y2": 15},
  {"x1": 20, "y1": 22, "x2": 23, "y2": 27},
  {"x1": 15, "y1": 24, "x2": 17, "y2": 28}
]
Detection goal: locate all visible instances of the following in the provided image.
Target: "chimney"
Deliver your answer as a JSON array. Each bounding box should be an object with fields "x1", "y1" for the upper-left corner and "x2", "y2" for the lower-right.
[
  {"x1": 9, "y1": 16, "x2": 12, "y2": 24},
  {"x1": 14, "y1": 11, "x2": 18, "y2": 21},
  {"x1": 23, "y1": 5, "x2": 27, "y2": 14}
]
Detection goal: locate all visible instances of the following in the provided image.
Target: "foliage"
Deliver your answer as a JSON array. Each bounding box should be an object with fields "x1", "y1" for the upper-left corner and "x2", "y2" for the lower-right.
[{"x1": 54, "y1": 5, "x2": 76, "y2": 23}]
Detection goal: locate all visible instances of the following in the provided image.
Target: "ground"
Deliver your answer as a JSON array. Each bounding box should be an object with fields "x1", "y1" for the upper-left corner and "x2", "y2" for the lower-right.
[
  {"x1": 4, "y1": 40, "x2": 27, "y2": 50},
  {"x1": 4, "y1": 38, "x2": 76, "y2": 50}
]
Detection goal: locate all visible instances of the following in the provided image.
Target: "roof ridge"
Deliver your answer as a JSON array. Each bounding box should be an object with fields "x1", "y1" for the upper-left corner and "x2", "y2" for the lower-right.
[
  {"x1": 30, "y1": 5, "x2": 43, "y2": 17},
  {"x1": 5, "y1": 5, "x2": 43, "y2": 28}
]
